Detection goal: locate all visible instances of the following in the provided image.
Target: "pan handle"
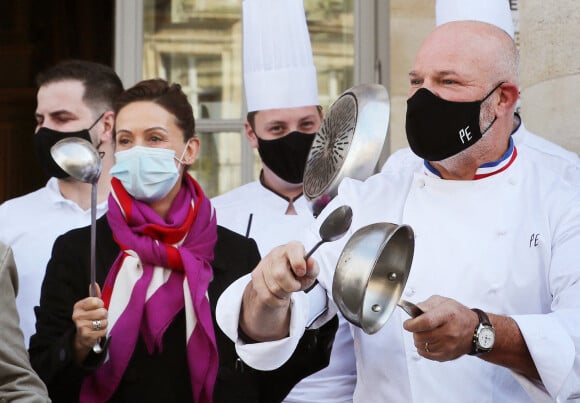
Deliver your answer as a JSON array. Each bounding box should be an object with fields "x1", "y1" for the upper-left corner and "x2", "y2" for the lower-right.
[{"x1": 398, "y1": 299, "x2": 423, "y2": 318}]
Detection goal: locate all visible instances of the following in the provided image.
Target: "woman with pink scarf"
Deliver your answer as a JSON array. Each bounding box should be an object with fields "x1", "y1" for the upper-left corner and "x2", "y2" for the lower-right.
[{"x1": 29, "y1": 79, "x2": 338, "y2": 402}]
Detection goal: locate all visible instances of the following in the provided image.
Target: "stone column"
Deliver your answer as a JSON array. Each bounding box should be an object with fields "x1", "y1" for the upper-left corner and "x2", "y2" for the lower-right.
[
  {"x1": 519, "y1": 0, "x2": 580, "y2": 152},
  {"x1": 389, "y1": 0, "x2": 435, "y2": 153}
]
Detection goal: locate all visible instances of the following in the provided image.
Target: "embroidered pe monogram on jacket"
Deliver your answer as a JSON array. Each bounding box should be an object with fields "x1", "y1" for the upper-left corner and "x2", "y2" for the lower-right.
[{"x1": 529, "y1": 233, "x2": 541, "y2": 247}]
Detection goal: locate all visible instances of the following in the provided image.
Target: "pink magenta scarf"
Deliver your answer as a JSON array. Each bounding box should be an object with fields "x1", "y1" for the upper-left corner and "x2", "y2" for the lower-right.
[{"x1": 80, "y1": 174, "x2": 218, "y2": 403}]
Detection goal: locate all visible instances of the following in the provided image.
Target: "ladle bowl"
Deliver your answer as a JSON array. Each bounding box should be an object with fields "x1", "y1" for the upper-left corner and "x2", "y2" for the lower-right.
[
  {"x1": 305, "y1": 205, "x2": 353, "y2": 259},
  {"x1": 50, "y1": 137, "x2": 102, "y2": 184},
  {"x1": 303, "y1": 205, "x2": 353, "y2": 294},
  {"x1": 332, "y1": 222, "x2": 420, "y2": 334}
]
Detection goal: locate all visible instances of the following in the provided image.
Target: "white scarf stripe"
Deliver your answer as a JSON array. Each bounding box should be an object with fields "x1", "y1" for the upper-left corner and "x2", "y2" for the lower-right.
[
  {"x1": 183, "y1": 280, "x2": 197, "y2": 339},
  {"x1": 107, "y1": 253, "x2": 143, "y2": 335},
  {"x1": 107, "y1": 252, "x2": 201, "y2": 345}
]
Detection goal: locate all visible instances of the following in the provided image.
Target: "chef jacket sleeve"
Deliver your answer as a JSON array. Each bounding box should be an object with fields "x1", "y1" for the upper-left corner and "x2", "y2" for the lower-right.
[
  {"x1": 512, "y1": 313, "x2": 578, "y2": 401},
  {"x1": 216, "y1": 274, "x2": 311, "y2": 370},
  {"x1": 510, "y1": 189, "x2": 580, "y2": 401}
]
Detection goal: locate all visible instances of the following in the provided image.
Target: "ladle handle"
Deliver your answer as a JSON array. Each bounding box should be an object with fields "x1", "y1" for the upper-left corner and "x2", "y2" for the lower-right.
[
  {"x1": 304, "y1": 240, "x2": 324, "y2": 259},
  {"x1": 302, "y1": 241, "x2": 325, "y2": 293},
  {"x1": 89, "y1": 183, "x2": 98, "y2": 298},
  {"x1": 89, "y1": 183, "x2": 106, "y2": 354},
  {"x1": 398, "y1": 299, "x2": 424, "y2": 318}
]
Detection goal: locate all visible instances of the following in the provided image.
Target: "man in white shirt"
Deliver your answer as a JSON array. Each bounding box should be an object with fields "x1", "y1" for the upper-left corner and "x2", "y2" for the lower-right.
[
  {"x1": 0, "y1": 60, "x2": 123, "y2": 346},
  {"x1": 211, "y1": 0, "x2": 356, "y2": 401},
  {"x1": 217, "y1": 18, "x2": 580, "y2": 402}
]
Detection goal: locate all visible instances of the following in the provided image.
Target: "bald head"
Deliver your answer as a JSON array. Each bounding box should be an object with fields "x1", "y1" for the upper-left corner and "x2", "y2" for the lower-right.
[{"x1": 417, "y1": 21, "x2": 519, "y2": 87}]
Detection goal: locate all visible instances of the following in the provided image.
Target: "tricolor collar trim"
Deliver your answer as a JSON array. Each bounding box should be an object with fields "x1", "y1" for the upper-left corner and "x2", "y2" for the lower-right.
[{"x1": 423, "y1": 137, "x2": 517, "y2": 180}]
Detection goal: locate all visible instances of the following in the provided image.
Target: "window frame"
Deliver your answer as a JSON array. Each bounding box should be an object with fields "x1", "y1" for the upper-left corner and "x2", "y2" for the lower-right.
[{"x1": 114, "y1": 0, "x2": 390, "y2": 188}]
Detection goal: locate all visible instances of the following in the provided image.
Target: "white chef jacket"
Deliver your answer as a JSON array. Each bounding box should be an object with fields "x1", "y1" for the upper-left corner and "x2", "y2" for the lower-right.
[
  {"x1": 0, "y1": 178, "x2": 107, "y2": 346},
  {"x1": 511, "y1": 116, "x2": 580, "y2": 185},
  {"x1": 217, "y1": 145, "x2": 580, "y2": 402},
  {"x1": 212, "y1": 179, "x2": 357, "y2": 402}
]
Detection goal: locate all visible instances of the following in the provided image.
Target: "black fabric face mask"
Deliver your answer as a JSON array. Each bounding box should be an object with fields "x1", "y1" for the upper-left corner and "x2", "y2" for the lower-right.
[
  {"x1": 33, "y1": 114, "x2": 102, "y2": 179},
  {"x1": 256, "y1": 130, "x2": 315, "y2": 184},
  {"x1": 405, "y1": 83, "x2": 502, "y2": 161}
]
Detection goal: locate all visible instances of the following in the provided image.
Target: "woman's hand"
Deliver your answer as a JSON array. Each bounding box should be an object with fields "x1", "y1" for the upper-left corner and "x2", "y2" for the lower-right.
[{"x1": 71, "y1": 284, "x2": 108, "y2": 364}]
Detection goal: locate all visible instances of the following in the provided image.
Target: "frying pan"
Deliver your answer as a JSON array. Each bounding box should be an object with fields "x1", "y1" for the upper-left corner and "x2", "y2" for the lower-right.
[
  {"x1": 303, "y1": 83, "x2": 390, "y2": 216},
  {"x1": 332, "y1": 222, "x2": 422, "y2": 334}
]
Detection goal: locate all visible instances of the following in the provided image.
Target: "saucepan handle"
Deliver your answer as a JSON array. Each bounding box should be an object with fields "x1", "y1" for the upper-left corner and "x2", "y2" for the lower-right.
[{"x1": 398, "y1": 299, "x2": 424, "y2": 318}]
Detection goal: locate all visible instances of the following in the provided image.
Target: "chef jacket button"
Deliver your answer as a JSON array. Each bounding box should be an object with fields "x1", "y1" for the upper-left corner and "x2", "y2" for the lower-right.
[
  {"x1": 405, "y1": 287, "x2": 415, "y2": 297},
  {"x1": 497, "y1": 229, "x2": 507, "y2": 236},
  {"x1": 508, "y1": 177, "x2": 517, "y2": 185},
  {"x1": 416, "y1": 179, "x2": 425, "y2": 188},
  {"x1": 412, "y1": 353, "x2": 421, "y2": 361}
]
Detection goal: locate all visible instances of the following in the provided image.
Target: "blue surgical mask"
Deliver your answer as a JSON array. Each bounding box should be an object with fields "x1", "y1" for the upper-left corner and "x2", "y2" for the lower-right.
[{"x1": 110, "y1": 146, "x2": 186, "y2": 203}]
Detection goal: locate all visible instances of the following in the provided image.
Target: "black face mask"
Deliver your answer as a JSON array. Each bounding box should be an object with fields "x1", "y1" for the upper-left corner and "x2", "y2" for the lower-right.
[
  {"x1": 256, "y1": 130, "x2": 315, "y2": 184},
  {"x1": 405, "y1": 83, "x2": 502, "y2": 161},
  {"x1": 33, "y1": 114, "x2": 102, "y2": 179}
]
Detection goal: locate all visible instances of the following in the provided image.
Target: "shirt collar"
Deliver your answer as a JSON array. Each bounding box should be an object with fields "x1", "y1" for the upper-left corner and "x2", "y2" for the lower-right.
[
  {"x1": 423, "y1": 137, "x2": 517, "y2": 180},
  {"x1": 46, "y1": 177, "x2": 108, "y2": 211},
  {"x1": 258, "y1": 170, "x2": 304, "y2": 203}
]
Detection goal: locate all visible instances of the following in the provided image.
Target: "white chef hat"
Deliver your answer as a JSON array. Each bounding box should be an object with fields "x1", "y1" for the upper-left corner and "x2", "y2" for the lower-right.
[
  {"x1": 435, "y1": 0, "x2": 515, "y2": 39},
  {"x1": 242, "y1": 0, "x2": 318, "y2": 112}
]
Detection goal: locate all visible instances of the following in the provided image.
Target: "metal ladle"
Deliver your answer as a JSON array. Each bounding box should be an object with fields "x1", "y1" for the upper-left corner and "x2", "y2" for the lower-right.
[
  {"x1": 304, "y1": 205, "x2": 353, "y2": 294},
  {"x1": 50, "y1": 137, "x2": 104, "y2": 353},
  {"x1": 305, "y1": 205, "x2": 353, "y2": 259}
]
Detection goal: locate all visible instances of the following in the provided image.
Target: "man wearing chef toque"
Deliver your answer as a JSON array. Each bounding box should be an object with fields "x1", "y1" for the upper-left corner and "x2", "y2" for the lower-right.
[
  {"x1": 211, "y1": 0, "x2": 356, "y2": 401},
  {"x1": 382, "y1": 0, "x2": 580, "y2": 186},
  {"x1": 215, "y1": 0, "x2": 580, "y2": 401}
]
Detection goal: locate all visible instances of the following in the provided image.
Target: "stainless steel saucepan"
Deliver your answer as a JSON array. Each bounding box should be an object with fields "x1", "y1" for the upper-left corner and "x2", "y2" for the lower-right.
[{"x1": 332, "y1": 222, "x2": 422, "y2": 334}]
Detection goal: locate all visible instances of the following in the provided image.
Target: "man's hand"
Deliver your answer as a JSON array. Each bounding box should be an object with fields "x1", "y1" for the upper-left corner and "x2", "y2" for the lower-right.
[
  {"x1": 403, "y1": 295, "x2": 539, "y2": 379},
  {"x1": 251, "y1": 241, "x2": 319, "y2": 307},
  {"x1": 241, "y1": 241, "x2": 319, "y2": 341},
  {"x1": 403, "y1": 295, "x2": 477, "y2": 361}
]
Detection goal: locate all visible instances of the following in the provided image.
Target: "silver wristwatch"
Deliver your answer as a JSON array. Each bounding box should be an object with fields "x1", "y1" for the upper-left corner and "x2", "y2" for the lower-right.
[{"x1": 469, "y1": 308, "x2": 495, "y2": 355}]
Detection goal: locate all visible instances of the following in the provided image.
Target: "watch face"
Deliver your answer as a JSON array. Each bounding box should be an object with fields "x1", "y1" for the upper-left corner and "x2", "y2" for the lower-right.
[{"x1": 478, "y1": 327, "x2": 495, "y2": 349}]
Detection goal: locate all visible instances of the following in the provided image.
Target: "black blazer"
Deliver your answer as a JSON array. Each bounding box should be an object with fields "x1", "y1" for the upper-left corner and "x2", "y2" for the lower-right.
[{"x1": 29, "y1": 216, "x2": 338, "y2": 402}]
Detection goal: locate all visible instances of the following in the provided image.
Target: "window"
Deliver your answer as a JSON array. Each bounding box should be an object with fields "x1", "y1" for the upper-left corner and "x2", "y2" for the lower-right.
[{"x1": 115, "y1": 0, "x2": 388, "y2": 197}]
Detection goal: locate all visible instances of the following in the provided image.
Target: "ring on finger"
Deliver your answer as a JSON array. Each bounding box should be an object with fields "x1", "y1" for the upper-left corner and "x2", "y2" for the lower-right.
[
  {"x1": 424, "y1": 341, "x2": 430, "y2": 353},
  {"x1": 92, "y1": 319, "x2": 102, "y2": 331}
]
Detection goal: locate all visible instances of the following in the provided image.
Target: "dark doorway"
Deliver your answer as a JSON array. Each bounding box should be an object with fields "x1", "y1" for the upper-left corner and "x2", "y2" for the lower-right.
[{"x1": 0, "y1": 0, "x2": 114, "y2": 202}]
